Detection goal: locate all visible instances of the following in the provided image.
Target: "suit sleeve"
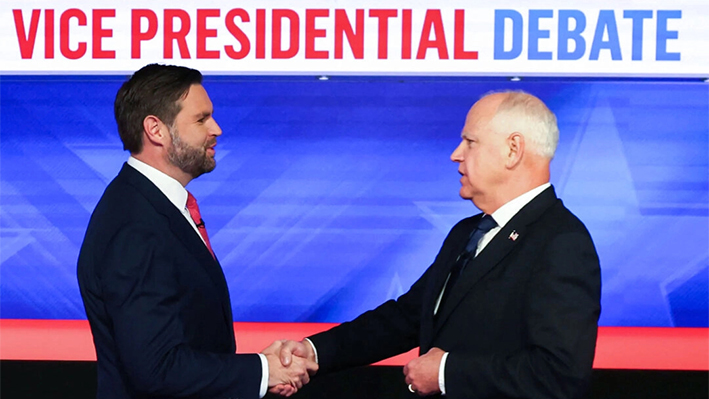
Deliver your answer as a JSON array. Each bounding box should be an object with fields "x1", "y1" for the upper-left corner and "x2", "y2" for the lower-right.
[
  {"x1": 308, "y1": 220, "x2": 472, "y2": 373},
  {"x1": 445, "y1": 230, "x2": 601, "y2": 399},
  {"x1": 100, "y1": 223, "x2": 262, "y2": 399},
  {"x1": 308, "y1": 272, "x2": 426, "y2": 373}
]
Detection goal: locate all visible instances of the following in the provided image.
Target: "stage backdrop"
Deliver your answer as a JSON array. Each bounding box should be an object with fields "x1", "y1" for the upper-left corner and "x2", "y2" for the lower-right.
[
  {"x1": 2, "y1": 76, "x2": 707, "y2": 328},
  {"x1": 1, "y1": 0, "x2": 708, "y2": 365}
]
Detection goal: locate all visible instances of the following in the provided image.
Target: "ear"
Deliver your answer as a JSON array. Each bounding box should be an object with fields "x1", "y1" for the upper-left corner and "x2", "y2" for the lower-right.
[
  {"x1": 505, "y1": 132, "x2": 524, "y2": 169},
  {"x1": 142, "y1": 115, "x2": 169, "y2": 148}
]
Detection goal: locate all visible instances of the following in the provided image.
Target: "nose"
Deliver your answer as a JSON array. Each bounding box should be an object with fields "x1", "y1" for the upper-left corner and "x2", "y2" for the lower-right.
[
  {"x1": 210, "y1": 118, "x2": 222, "y2": 137},
  {"x1": 450, "y1": 140, "x2": 465, "y2": 163}
]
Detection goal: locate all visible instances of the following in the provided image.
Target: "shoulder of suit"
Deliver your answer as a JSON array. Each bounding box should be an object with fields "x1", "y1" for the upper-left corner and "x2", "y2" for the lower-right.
[
  {"x1": 91, "y1": 174, "x2": 160, "y2": 222},
  {"x1": 531, "y1": 200, "x2": 593, "y2": 236}
]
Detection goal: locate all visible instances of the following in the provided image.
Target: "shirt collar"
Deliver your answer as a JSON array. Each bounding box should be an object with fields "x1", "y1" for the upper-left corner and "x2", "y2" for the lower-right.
[
  {"x1": 489, "y1": 182, "x2": 551, "y2": 228},
  {"x1": 127, "y1": 156, "x2": 189, "y2": 211}
]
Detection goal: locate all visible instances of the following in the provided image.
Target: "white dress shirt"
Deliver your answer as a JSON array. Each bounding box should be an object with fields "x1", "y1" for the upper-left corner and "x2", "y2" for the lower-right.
[
  {"x1": 127, "y1": 157, "x2": 270, "y2": 398},
  {"x1": 437, "y1": 182, "x2": 551, "y2": 395}
]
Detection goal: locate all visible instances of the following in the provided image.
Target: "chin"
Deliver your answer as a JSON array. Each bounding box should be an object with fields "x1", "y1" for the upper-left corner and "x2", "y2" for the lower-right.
[
  {"x1": 204, "y1": 161, "x2": 216, "y2": 174},
  {"x1": 459, "y1": 189, "x2": 474, "y2": 200}
]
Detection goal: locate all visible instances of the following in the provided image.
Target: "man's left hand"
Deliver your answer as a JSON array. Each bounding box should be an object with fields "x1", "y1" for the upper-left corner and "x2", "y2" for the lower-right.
[{"x1": 403, "y1": 347, "x2": 445, "y2": 396}]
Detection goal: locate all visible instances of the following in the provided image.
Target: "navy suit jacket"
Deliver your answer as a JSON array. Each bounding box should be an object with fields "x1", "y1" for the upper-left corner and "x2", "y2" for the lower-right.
[
  {"x1": 78, "y1": 164, "x2": 261, "y2": 399},
  {"x1": 309, "y1": 186, "x2": 601, "y2": 399}
]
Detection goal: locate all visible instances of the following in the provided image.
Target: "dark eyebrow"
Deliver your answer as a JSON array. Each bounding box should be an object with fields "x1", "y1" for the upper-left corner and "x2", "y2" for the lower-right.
[{"x1": 195, "y1": 111, "x2": 212, "y2": 120}]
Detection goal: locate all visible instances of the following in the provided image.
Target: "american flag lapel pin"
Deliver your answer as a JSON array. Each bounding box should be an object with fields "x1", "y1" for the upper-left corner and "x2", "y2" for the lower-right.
[{"x1": 508, "y1": 230, "x2": 519, "y2": 241}]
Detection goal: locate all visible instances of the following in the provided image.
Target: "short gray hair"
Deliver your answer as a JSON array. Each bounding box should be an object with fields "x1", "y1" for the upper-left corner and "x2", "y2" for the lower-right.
[{"x1": 487, "y1": 90, "x2": 559, "y2": 159}]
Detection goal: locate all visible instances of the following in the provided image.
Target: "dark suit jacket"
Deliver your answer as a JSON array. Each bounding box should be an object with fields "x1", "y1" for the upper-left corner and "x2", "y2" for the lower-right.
[
  {"x1": 78, "y1": 164, "x2": 261, "y2": 399},
  {"x1": 309, "y1": 186, "x2": 601, "y2": 399}
]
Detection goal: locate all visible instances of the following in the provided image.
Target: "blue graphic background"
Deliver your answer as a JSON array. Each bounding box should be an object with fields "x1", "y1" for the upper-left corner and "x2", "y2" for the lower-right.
[{"x1": 1, "y1": 76, "x2": 707, "y2": 327}]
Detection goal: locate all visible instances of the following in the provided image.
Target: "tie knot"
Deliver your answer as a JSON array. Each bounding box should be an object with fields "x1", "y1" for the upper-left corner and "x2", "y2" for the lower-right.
[
  {"x1": 464, "y1": 214, "x2": 497, "y2": 253},
  {"x1": 186, "y1": 191, "x2": 202, "y2": 223},
  {"x1": 476, "y1": 214, "x2": 497, "y2": 233},
  {"x1": 186, "y1": 191, "x2": 198, "y2": 209}
]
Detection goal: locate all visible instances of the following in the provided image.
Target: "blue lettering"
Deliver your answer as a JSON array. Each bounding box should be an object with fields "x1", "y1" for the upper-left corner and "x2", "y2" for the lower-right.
[
  {"x1": 558, "y1": 10, "x2": 586, "y2": 60},
  {"x1": 494, "y1": 10, "x2": 523, "y2": 60},
  {"x1": 656, "y1": 10, "x2": 681, "y2": 61},
  {"x1": 590, "y1": 10, "x2": 622, "y2": 60},
  {"x1": 623, "y1": 10, "x2": 652, "y2": 61},
  {"x1": 528, "y1": 10, "x2": 553, "y2": 60}
]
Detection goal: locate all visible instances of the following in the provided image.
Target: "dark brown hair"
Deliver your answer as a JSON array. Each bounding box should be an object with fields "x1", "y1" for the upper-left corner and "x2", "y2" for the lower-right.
[{"x1": 114, "y1": 64, "x2": 203, "y2": 153}]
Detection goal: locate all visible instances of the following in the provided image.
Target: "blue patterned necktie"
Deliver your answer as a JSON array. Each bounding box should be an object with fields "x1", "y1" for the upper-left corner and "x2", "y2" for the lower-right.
[
  {"x1": 439, "y1": 215, "x2": 498, "y2": 311},
  {"x1": 464, "y1": 214, "x2": 498, "y2": 254}
]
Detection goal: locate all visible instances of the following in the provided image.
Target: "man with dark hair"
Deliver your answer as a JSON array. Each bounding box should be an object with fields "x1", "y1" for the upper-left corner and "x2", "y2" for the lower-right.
[
  {"x1": 277, "y1": 91, "x2": 601, "y2": 399},
  {"x1": 78, "y1": 64, "x2": 316, "y2": 399},
  {"x1": 113, "y1": 64, "x2": 204, "y2": 154}
]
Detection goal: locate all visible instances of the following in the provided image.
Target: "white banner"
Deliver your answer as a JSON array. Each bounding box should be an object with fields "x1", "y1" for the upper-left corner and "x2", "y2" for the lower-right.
[{"x1": 1, "y1": 0, "x2": 708, "y2": 76}]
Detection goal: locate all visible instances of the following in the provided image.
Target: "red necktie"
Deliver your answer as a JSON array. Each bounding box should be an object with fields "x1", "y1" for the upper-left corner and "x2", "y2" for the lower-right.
[{"x1": 186, "y1": 192, "x2": 215, "y2": 258}]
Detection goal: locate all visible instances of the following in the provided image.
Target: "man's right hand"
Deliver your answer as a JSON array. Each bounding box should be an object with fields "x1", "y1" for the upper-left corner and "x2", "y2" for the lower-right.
[
  {"x1": 262, "y1": 340, "x2": 318, "y2": 397},
  {"x1": 278, "y1": 340, "x2": 316, "y2": 367}
]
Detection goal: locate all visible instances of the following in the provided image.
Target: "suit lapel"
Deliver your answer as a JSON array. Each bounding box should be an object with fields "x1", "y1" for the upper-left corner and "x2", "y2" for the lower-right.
[
  {"x1": 432, "y1": 186, "x2": 559, "y2": 335},
  {"x1": 419, "y1": 220, "x2": 477, "y2": 352},
  {"x1": 119, "y1": 164, "x2": 234, "y2": 336},
  {"x1": 428, "y1": 221, "x2": 477, "y2": 310},
  {"x1": 165, "y1": 210, "x2": 236, "y2": 342},
  {"x1": 419, "y1": 214, "x2": 482, "y2": 354}
]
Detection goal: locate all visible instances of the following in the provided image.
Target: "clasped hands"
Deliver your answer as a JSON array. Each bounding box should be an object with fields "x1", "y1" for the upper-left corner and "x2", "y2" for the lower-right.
[
  {"x1": 262, "y1": 339, "x2": 445, "y2": 397},
  {"x1": 261, "y1": 339, "x2": 317, "y2": 397}
]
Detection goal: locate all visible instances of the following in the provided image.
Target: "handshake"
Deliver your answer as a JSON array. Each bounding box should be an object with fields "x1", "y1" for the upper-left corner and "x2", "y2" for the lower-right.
[
  {"x1": 260, "y1": 339, "x2": 445, "y2": 397},
  {"x1": 261, "y1": 339, "x2": 318, "y2": 397}
]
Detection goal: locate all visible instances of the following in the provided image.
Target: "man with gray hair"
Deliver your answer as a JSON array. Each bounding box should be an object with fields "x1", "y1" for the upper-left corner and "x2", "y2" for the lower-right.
[{"x1": 276, "y1": 90, "x2": 601, "y2": 399}]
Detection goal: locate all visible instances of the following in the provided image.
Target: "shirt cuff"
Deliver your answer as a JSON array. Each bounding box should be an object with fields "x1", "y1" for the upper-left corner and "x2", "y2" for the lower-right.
[
  {"x1": 438, "y1": 352, "x2": 449, "y2": 395},
  {"x1": 303, "y1": 337, "x2": 319, "y2": 364},
  {"x1": 258, "y1": 353, "x2": 269, "y2": 398}
]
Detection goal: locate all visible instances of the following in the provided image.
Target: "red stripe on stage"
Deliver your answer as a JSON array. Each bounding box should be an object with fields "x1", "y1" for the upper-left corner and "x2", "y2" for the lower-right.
[{"x1": 0, "y1": 320, "x2": 706, "y2": 370}]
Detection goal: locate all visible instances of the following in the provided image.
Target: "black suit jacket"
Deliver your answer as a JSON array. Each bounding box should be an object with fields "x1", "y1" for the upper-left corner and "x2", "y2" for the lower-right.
[
  {"x1": 309, "y1": 186, "x2": 601, "y2": 399},
  {"x1": 78, "y1": 164, "x2": 261, "y2": 399}
]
